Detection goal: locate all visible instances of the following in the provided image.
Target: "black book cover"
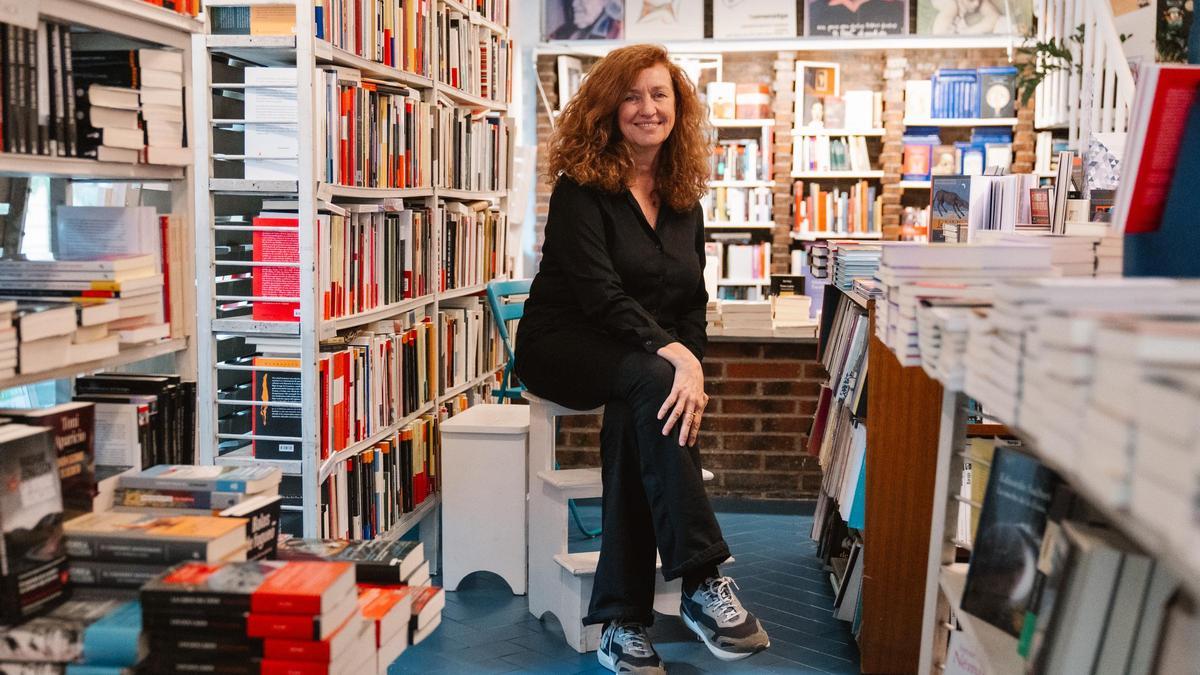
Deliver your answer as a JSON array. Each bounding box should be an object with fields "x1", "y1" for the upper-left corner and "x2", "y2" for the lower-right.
[
  {"x1": 139, "y1": 560, "x2": 282, "y2": 614},
  {"x1": 60, "y1": 25, "x2": 75, "y2": 158},
  {"x1": 148, "y1": 634, "x2": 262, "y2": 659},
  {"x1": 249, "y1": 360, "x2": 301, "y2": 461},
  {"x1": 140, "y1": 607, "x2": 249, "y2": 634},
  {"x1": 220, "y1": 494, "x2": 281, "y2": 561},
  {"x1": 138, "y1": 656, "x2": 261, "y2": 675},
  {"x1": 347, "y1": 458, "x2": 358, "y2": 539},
  {"x1": 1, "y1": 25, "x2": 12, "y2": 154},
  {"x1": 277, "y1": 538, "x2": 422, "y2": 584},
  {"x1": 69, "y1": 558, "x2": 171, "y2": 588},
  {"x1": 12, "y1": 26, "x2": 27, "y2": 155},
  {"x1": 961, "y1": 444, "x2": 1059, "y2": 637},
  {"x1": 0, "y1": 425, "x2": 68, "y2": 625},
  {"x1": 46, "y1": 22, "x2": 61, "y2": 157},
  {"x1": 208, "y1": 6, "x2": 251, "y2": 35},
  {"x1": 24, "y1": 26, "x2": 39, "y2": 156},
  {"x1": 0, "y1": 402, "x2": 97, "y2": 516}
]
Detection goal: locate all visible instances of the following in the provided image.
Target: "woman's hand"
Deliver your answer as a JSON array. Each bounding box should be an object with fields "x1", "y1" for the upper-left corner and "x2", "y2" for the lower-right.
[{"x1": 655, "y1": 342, "x2": 709, "y2": 447}]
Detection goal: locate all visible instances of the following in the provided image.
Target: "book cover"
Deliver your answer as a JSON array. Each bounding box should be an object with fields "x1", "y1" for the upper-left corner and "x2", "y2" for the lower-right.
[
  {"x1": 931, "y1": 144, "x2": 957, "y2": 175},
  {"x1": 80, "y1": 601, "x2": 143, "y2": 667},
  {"x1": 251, "y1": 217, "x2": 300, "y2": 322},
  {"x1": 961, "y1": 444, "x2": 1058, "y2": 637},
  {"x1": 0, "y1": 425, "x2": 68, "y2": 626},
  {"x1": 0, "y1": 402, "x2": 96, "y2": 516},
  {"x1": 406, "y1": 585, "x2": 445, "y2": 630},
  {"x1": 140, "y1": 560, "x2": 284, "y2": 613},
  {"x1": 805, "y1": 0, "x2": 907, "y2": 37},
  {"x1": 63, "y1": 511, "x2": 247, "y2": 564},
  {"x1": 978, "y1": 66, "x2": 1016, "y2": 118},
  {"x1": 276, "y1": 538, "x2": 424, "y2": 584},
  {"x1": 929, "y1": 175, "x2": 971, "y2": 243},
  {"x1": 118, "y1": 465, "x2": 280, "y2": 494},
  {"x1": 357, "y1": 586, "x2": 413, "y2": 647},
  {"x1": 220, "y1": 494, "x2": 281, "y2": 561},
  {"x1": 1029, "y1": 187, "x2": 1052, "y2": 226},
  {"x1": 0, "y1": 597, "x2": 123, "y2": 662},
  {"x1": 251, "y1": 357, "x2": 303, "y2": 461},
  {"x1": 902, "y1": 143, "x2": 933, "y2": 180},
  {"x1": 249, "y1": 560, "x2": 355, "y2": 615}
]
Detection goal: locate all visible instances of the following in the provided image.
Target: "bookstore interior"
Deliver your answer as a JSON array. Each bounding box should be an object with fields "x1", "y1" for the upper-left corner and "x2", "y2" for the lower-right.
[{"x1": 2, "y1": 0, "x2": 1200, "y2": 673}]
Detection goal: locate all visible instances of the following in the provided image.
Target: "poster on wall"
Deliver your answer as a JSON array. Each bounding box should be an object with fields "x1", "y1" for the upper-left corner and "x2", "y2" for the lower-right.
[
  {"x1": 1109, "y1": 0, "x2": 1155, "y2": 74},
  {"x1": 625, "y1": 0, "x2": 705, "y2": 41},
  {"x1": 1157, "y1": 0, "x2": 1194, "y2": 63},
  {"x1": 915, "y1": 0, "x2": 1034, "y2": 36},
  {"x1": 805, "y1": 0, "x2": 909, "y2": 37},
  {"x1": 794, "y1": 61, "x2": 841, "y2": 129},
  {"x1": 557, "y1": 56, "x2": 584, "y2": 111},
  {"x1": 544, "y1": 0, "x2": 625, "y2": 40},
  {"x1": 713, "y1": 0, "x2": 797, "y2": 39}
]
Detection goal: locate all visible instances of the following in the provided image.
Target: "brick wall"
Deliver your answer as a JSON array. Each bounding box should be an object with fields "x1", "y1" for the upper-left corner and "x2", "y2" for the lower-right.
[{"x1": 556, "y1": 339, "x2": 827, "y2": 499}]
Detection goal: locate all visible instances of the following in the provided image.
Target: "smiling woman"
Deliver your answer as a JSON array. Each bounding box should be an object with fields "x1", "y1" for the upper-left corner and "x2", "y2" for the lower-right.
[{"x1": 515, "y1": 44, "x2": 770, "y2": 674}]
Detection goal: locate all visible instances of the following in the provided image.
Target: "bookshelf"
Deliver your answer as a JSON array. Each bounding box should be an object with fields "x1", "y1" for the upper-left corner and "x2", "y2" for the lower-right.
[
  {"x1": 792, "y1": 170, "x2": 886, "y2": 179},
  {"x1": 792, "y1": 128, "x2": 887, "y2": 137},
  {"x1": 791, "y1": 231, "x2": 883, "y2": 241},
  {"x1": 193, "y1": 0, "x2": 513, "y2": 540},
  {"x1": 0, "y1": 0, "x2": 200, "y2": 388},
  {"x1": 902, "y1": 117, "x2": 1020, "y2": 127}
]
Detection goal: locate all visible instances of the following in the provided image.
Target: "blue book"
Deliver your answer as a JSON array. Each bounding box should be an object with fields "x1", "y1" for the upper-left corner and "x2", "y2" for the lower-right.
[
  {"x1": 314, "y1": 6, "x2": 324, "y2": 40},
  {"x1": 848, "y1": 462, "x2": 866, "y2": 530},
  {"x1": 66, "y1": 666, "x2": 133, "y2": 675},
  {"x1": 80, "y1": 601, "x2": 143, "y2": 667}
]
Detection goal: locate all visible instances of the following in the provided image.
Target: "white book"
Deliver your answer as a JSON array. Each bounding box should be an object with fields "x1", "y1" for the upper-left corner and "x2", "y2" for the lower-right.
[
  {"x1": 245, "y1": 66, "x2": 298, "y2": 86},
  {"x1": 86, "y1": 84, "x2": 139, "y2": 110},
  {"x1": 54, "y1": 206, "x2": 162, "y2": 273},
  {"x1": 87, "y1": 106, "x2": 139, "y2": 130},
  {"x1": 138, "y1": 87, "x2": 183, "y2": 108},
  {"x1": 145, "y1": 146, "x2": 192, "y2": 166},
  {"x1": 86, "y1": 127, "x2": 143, "y2": 150},
  {"x1": 69, "y1": 334, "x2": 119, "y2": 364},
  {"x1": 18, "y1": 333, "x2": 73, "y2": 373}
]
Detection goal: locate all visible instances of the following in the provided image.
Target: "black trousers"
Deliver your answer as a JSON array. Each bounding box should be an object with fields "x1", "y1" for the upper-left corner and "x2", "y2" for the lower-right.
[{"x1": 515, "y1": 326, "x2": 730, "y2": 626}]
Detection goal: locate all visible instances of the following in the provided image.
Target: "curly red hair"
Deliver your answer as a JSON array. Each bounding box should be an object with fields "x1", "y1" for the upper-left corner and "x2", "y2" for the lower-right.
[{"x1": 546, "y1": 44, "x2": 710, "y2": 212}]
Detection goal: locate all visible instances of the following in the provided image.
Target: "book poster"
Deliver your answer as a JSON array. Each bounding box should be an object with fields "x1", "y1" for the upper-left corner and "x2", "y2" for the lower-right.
[
  {"x1": 544, "y1": 0, "x2": 624, "y2": 40},
  {"x1": 915, "y1": 0, "x2": 1033, "y2": 35},
  {"x1": 794, "y1": 61, "x2": 840, "y2": 129},
  {"x1": 929, "y1": 175, "x2": 971, "y2": 243},
  {"x1": 625, "y1": 0, "x2": 704, "y2": 41},
  {"x1": 805, "y1": 0, "x2": 908, "y2": 37},
  {"x1": 961, "y1": 445, "x2": 1057, "y2": 638},
  {"x1": 713, "y1": 0, "x2": 797, "y2": 39}
]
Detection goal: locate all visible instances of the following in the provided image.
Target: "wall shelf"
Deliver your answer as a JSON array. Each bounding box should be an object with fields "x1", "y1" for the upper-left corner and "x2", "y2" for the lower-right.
[
  {"x1": 710, "y1": 118, "x2": 775, "y2": 128},
  {"x1": 791, "y1": 231, "x2": 883, "y2": 241},
  {"x1": 708, "y1": 179, "x2": 773, "y2": 188},
  {"x1": 792, "y1": 128, "x2": 886, "y2": 137},
  {"x1": 792, "y1": 170, "x2": 885, "y2": 179},
  {"x1": 903, "y1": 117, "x2": 1019, "y2": 127},
  {"x1": 0, "y1": 154, "x2": 186, "y2": 180},
  {"x1": 0, "y1": 338, "x2": 188, "y2": 392},
  {"x1": 535, "y1": 35, "x2": 1024, "y2": 57}
]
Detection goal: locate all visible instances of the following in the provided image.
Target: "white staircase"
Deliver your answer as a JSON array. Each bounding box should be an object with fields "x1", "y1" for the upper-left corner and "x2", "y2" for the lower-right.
[
  {"x1": 1034, "y1": 0, "x2": 1136, "y2": 149},
  {"x1": 525, "y1": 392, "x2": 716, "y2": 653}
]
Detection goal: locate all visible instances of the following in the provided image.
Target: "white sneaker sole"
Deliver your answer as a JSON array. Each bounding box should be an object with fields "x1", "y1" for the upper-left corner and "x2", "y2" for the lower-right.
[
  {"x1": 681, "y1": 608, "x2": 769, "y2": 662},
  {"x1": 598, "y1": 648, "x2": 617, "y2": 672}
]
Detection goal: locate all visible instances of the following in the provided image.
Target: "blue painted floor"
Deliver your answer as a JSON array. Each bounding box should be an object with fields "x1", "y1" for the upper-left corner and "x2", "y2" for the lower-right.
[{"x1": 396, "y1": 504, "x2": 859, "y2": 674}]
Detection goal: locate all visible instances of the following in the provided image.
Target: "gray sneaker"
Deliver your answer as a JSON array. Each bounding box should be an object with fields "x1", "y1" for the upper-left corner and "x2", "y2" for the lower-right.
[
  {"x1": 680, "y1": 576, "x2": 770, "y2": 661},
  {"x1": 597, "y1": 621, "x2": 667, "y2": 674}
]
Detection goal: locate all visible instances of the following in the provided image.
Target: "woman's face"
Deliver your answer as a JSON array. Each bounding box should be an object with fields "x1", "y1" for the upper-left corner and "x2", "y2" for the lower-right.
[{"x1": 617, "y1": 64, "x2": 676, "y2": 156}]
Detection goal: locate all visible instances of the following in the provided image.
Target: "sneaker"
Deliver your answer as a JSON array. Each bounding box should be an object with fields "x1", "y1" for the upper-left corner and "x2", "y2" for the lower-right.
[
  {"x1": 597, "y1": 621, "x2": 666, "y2": 674},
  {"x1": 680, "y1": 576, "x2": 770, "y2": 661}
]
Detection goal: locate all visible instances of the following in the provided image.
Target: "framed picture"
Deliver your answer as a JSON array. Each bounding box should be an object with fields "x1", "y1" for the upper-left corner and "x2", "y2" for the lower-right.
[
  {"x1": 794, "y1": 61, "x2": 841, "y2": 129},
  {"x1": 625, "y1": 0, "x2": 704, "y2": 41},
  {"x1": 915, "y1": 0, "x2": 1033, "y2": 36},
  {"x1": 556, "y1": 56, "x2": 584, "y2": 111},
  {"x1": 929, "y1": 175, "x2": 971, "y2": 243},
  {"x1": 544, "y1": 0, "x2": 625, "y2": 40},
  {"x1": 805, "y1": 0, "x2": 909, "y2": 37},
  {"x1": 713, "y1": 0, "x2": 797, "y2": 39}
]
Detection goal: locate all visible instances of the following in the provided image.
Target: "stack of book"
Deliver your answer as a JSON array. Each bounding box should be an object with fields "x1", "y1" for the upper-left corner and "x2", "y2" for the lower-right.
[
  {"x1": 851, "y1": 277, "x2": 883, "y2": 304},
  {"x1": 705, "y1": 301, "x2": 723, "y2": 335},
  {"x1": 440, "y1": 200, "x2": 506, "y2": 292},
  {"x1": 319, "y1": 414, "x2": 438, "y2": 541},
  {"x1": 73, "y1": 373, "x2": 195, "y2": 470},
  {"x1": 276, "y1": 537, "x2": 428, "y2": 585},
  {"x1": 139, "y1": 561, "x2": 369, "y2": 674},
  {"x1": 830, "y1": 242, "x2": 881, "y2": 291},
  {"x1": 408, "y1": 585, "x2": 446, "y2": 646},
  {"x1": 63, "y1": 510, "x2": 250, "y2": 589},
  {"x1": 719, "y1": 301, "x2": 773, "y2": 337},
  {"x1": 875, "y1": 243, "x2": 1053, "y2": 366},
  {"x1": 72, "y1": 47, "x2": 187, "y2": 165},
  {"x1": 358, "y1": 586, "x2": 415, "y2": 670},
  {"x1": 915, "y1": 299, "x2": 990, "y2": 391},
  {"x1": 0, "y1": 597, "x2": 144, "y2": 671},
  {"x1": 771, "y1": 295, "x2": 813, "y2": 334},
  {"x1": 1095, "y1": 231, "x2": 1123, "y2": 276}
]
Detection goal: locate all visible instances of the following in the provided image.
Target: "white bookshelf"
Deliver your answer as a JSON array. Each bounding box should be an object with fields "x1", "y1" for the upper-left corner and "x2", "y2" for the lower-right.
[
  {"x1": 898, "y1": 180, "x2": 932, "y2": 189},
  {"x1": 710, "y1": 118, "x2": 775, "y2": 128},
  {"x1": 792, "y1": 128, "x2": 886, "y2": 137},
  {"x1": 708, "y1": 179, "x2": 773, "y2": 188},
  {"x1": 791, "y1": 170, "x2": 885, "y2": 179},
  {"x1": 705, "y1": 221, "x2": 775, "y2": 230},
  {"x1": 535, "y1": 34, "x2": 1024, "y2": 57},
  {"x1": 718, "y1": 278, "x2": 770, "y2": 286},
  {"x1": 791, "y1": 231, "x2": 883, "y2": 241},
  {"x1": 194, "y1": 0, "x2": 512, "y2": 541},
  {"x1": 0, "y1": 0, "x2": 200, "y2": 390}
]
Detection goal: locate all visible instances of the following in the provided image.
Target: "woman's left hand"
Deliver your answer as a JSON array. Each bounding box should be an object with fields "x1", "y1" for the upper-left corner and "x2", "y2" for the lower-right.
[{"x1": 655, "y1": 342, "x2": 709, "y2": 447}]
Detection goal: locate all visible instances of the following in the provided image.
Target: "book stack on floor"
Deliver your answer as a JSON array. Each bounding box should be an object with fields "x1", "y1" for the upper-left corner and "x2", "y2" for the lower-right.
[
  {"x1": 830, "y1": 241, "x2": 881, "y2": 291},
  {"x1": 139, "y1": 561, "x2": 371, "y2": 674},
  {"x1": 73, "y1": 373, "x2": 196, "y2": 470},
  {"x1": 112, "y1": 464, "x2": 284, "y2": 560},
  {"x1": 72, "y1": 47, "x2": 188, "y2": 165},
  {"x1": 718, "y1": 301, "x2": 773, "y2": 337},
  {"x1": 875, "y1": 243, "x2": 1053, "y2": 367},
  {"x1": 0, "y1": 597, "x2": 145, "y2": 674}
]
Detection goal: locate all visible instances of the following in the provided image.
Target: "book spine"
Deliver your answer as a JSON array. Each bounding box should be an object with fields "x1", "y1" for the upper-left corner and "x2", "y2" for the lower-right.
[
  {"x1": 69, "y1": 558, "x2": 168, "y2": 588},
  {"x1": 141, "y1": 608, "x2": 248, "y2": 633},
  {"x1": 64, "y1": 534, "x2": 212, "y2": 564},
  {"x1": 246, "y1": 612, "x2": 324, "y2": 639},
  {"x1": 139, "y1": 590, "x2": 252, "y2": 615}
]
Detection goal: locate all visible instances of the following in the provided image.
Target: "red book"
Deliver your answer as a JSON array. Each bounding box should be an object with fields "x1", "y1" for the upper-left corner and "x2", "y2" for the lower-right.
[
  {"x1": 319, "y1": 355, "x2": 330, "y2": 460},
  {"x1": 1116, "y1": 65, "x2": 1200, "y2": 234},
  {"x1": 247, "y1": 578, "x2": 360, "y2": 640},
  {"x1": 159, "y1": 215, "x2": 172, "y2": 326},
  {"x1": 250, "y1": 561, "x2": 356, "y2": 615},
  {"x1": 251, "y1": 216, "x2": 300, "y2": 322},
  {"x1": 263, "y1": 611, "x2": 366, "y2": 663},
  {"x1": 358, "y1": 585, "x2": 414, "y2": 648},
  {"x1": 331, "y1": 350, "x2": 349, "y2": 453},
  {"x1": 408, "y1": 585, "x2": 444, "y2": 631},
  {"x1": 807, "y1": 387, "x2": 833, "y2": 458}
]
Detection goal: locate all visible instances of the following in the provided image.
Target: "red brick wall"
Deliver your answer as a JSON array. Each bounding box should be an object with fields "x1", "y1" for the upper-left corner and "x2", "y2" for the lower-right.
[{"x1": 556, "y1": 339, "x2": 827, "y2": 499}]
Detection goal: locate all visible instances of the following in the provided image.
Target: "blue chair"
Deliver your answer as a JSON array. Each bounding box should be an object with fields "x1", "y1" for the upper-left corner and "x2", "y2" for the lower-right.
[{"x1": 486, "y1": 279, "x2": 600, "y2": 539}]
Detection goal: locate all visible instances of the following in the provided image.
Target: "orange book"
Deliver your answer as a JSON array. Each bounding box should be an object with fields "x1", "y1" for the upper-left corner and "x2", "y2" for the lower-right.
[
  {"x1": 358, "y1": 586, "x2": 414, "y2": 647},
  {"x1": 251, "y1": 561, "x2": 356, "y2": 615},
  {"x1": 409, "y1": 585, "x2": 444, "y2": 631},
  {"x1": 64, "y1": 512, "x2": 247, "y2": 563}
]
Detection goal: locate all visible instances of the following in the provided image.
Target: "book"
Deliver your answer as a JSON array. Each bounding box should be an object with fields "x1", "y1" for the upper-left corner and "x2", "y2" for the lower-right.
[
  {"x1": 63, "y1": 511, "x2": 248, "y2": 564},
  {"x1": 0, "y1": 425, "x2": 68, "y2": 625},
  {"x1": 251, "y1": 217, "x2": 299, "y2": 322},
  {"x1": 13, "y1": 301, "x2": 77, "y2": 341},
  {"x1": 246, "y1": 587, "x2": 360, "y2": 641},
  {"x1": 1029, "y1": 187, "x2": 1052, "y2": 226},
  {"x1": 0, "y1": 598, "x2": 124, "y2": 662},
  {"x1": 220, "y1": 494, "x2": 282, "y2": 561},
  {"x1": 0, "y1": 402, "x2": 95, "y2": 515},
  {"x1": 805, "y1": 0, "x2": 907, "y2": 36},
  {"x1": 118, "y1": 465, "x2": 281, "y2": 494},
  {"x1": 276, "y1": 538, "x2": 425, "y2": 583},
  {"x1": 141, "y1": 561, "x2": 353, "y2": 618},
  {"x1": 929, "y1": 175, "x2": 971, "y2": 243},
  {"x1": 961, "y1": 444, "x2": 1057, "y2": 638},
  {"x1": 79, "y1": 601, "x2": 143, "y2": 667},
  {"x1": 407, "y1": 585, "x2": 444, "y2": 632},
  {"x1": 251, "y1": 357, "x2": 302, "y2": 461},
  {"x1": 261, "y1": 611, "x2": 368, "y2": 664},
  {"x1": 357, "y1": 586, "x2": 413, "y2": 647}
]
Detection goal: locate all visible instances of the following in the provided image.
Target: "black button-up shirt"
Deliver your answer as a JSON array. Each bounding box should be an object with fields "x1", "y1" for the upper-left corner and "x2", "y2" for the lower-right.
[{"x1": 520, "y1": 176, "x2": 709, "y2": 360}]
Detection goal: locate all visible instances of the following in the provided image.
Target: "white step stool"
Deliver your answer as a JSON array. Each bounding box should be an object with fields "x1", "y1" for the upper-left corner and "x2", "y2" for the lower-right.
[
  {"x1": 525, "y1": 392, "x2": 715, "y2": 653},
  {"x1": 441, "y1": 403, "x2": 530, "y2": 595}
]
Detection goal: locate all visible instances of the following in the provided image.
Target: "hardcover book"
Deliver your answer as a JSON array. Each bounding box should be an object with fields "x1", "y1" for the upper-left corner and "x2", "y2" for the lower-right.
[
  {"x1": 276, "y1": 538, "x2": 425, "y2": 583},
  {"x1": 961, "y1": 444, "x2": 1058, "y2": 637},
  {"x1": 251, "y1": 217, "x2": 300, "y2": 322},
  {"x1": 929, "y1": 175, "x2": 971, "y2": 243},
  {"x1": 0, "y1": 425, "x2": 68, "y2": 625}
]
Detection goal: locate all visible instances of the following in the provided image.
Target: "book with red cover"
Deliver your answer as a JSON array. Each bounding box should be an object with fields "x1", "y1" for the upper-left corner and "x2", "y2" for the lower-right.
[
  {"x1": 246, "y1": 589, "x2": 358, "y2": 641},
  {"x1": 251, "y1": 216, "x2": 299, "y2": 322},
  {"x1": 250, "y1": 560, "x2": 355, "y2": 615},
  {"x1": 1029, "y1": 187, "x2": 1051, "y2": 226},
  {"x1": 1113, "y1": 65, "x2": 1200, "y2": 235},
  {"x1": 262, "y1": 610, "x2": 366, "y2": 663},
  {"x1": 357, "y1": 586, "x2": 414, "y2": 647},
  {"x1": 407, "y1": 585, "x2": 444, "y2": 631},
  {"x1": 807, "y1": 386, "x2": 833, "y2": 457}
]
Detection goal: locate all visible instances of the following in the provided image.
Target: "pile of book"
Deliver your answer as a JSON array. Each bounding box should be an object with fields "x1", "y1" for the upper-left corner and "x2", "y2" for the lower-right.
[
  {"x1": 875, "y1": 243, "x2": 1053, "y2": 367},
  {"x1": 770, "y1": 276, "x2": 814, "y2": 336},
  {"x1": 73, "y1": 373, "x2": 196, "y2": 470},
  {"x1": 719, "y1": 301, "x2": 773, "y2": 337},
  {"x1": 319, "y1": 414, "x2": 438, "y2": 541},
  {"x1": 792, "y1": 180, "x2": 881, "y2": 235},
  {"x1": 0, "y1": 401, "x2": 97, "y2": 515},
  {"x1": 983, "y1": 232, "x2": 1106, "y2": 277},
  {"x1": 0, "y1": 597, "x2": 147, "y2": 672},
  {"x1": 915, "y1": 299, "x2": 990, "y2": 391},
  {"x1": 73, "y1": 47, "x2": 187, "y2": 165},
  {"x1": 830, "y1": 241, "x2": 881, "y2": 291},
  {"x1": 440, "y1": 201, "x2": 507, "y2": 292}
]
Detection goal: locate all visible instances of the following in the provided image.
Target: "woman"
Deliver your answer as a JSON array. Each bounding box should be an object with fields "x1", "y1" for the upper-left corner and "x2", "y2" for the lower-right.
[{"x1": 514, "y1": 44, "x2": 769, "y2": 673}]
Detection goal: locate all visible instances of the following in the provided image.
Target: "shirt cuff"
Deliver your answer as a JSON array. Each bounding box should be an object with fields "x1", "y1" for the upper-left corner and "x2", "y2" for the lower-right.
[{"x1": 638, "y1": 325, "x2": 676, "y2": 354}]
